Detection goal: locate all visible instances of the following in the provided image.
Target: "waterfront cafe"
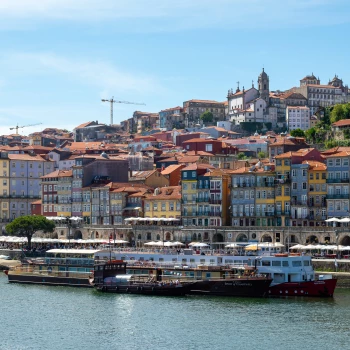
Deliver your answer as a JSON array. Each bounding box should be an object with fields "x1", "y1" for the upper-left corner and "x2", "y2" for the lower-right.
[{"x1": 124, "y1": 217, "x2": 181, "y2": 226}]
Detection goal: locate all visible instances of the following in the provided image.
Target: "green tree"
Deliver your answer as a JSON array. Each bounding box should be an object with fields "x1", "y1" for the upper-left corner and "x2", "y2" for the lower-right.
[
  {"x1": 290, "y1": 128, "x2": 305, "y2": 138},
  {"x1": 258, "y1": 151, "x2": 266, "y2": 159},
  {"x1": 305, "y1": 127, "x2": 317, "y2": 143},
  {"x1": 330, "y1": 104, "x2": 346, "y2": 123},
  {"x1": 200, "y1": 111, "x2": 214, "y2": 123},
  {"x1": 237, "y1": 152, "x2": 247, "y2": 160},
  {"x1": 6, "y1": 215, "x2": 55, "y2": 249}
]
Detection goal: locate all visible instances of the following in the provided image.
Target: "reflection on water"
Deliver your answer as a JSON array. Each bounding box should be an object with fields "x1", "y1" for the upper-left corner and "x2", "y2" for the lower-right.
[{"x1": 1, "y1": 275, "x2": 350, "y2": 350}]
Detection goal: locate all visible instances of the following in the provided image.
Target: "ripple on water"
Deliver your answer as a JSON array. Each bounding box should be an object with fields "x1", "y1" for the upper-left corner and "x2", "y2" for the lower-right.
[{"x1": 1, "y1": 275, "x2": 350, "y2": 350}]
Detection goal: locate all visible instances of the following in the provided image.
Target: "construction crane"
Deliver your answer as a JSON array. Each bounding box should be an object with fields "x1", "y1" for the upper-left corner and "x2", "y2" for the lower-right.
[
  {"x1": 101, "y1": 97, "x2": 146, "y2": 125},
  {"x1": 9, "y1": 123, "x2": 43, "y2": 134}
]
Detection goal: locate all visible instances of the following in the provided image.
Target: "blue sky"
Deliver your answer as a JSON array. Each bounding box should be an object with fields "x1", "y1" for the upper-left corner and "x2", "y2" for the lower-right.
[{"x1": 0, "y1": 0, "x2": 350, "y2": 135}]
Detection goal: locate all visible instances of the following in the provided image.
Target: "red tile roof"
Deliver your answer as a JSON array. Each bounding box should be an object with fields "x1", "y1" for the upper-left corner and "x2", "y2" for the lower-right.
[{"x1": 332, "y1": 119, "x2": 350, "y2": 127}]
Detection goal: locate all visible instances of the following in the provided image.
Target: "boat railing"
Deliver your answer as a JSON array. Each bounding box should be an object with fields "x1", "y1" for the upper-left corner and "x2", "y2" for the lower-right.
[{"x1": 10, "y1": 266, "x2": 92, "y2": 279}]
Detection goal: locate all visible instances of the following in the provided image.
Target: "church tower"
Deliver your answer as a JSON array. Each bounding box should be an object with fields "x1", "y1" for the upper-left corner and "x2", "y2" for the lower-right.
[{"x1": 258, "y1": 68, "x2": 269, "y2": 104}]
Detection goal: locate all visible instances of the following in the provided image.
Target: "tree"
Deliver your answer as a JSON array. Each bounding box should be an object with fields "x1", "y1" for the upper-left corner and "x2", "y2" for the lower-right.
[
  {"x1": 290, "y1": 128, "x2": 305, "y2": 138},
  {"x1": 5, "y1": 215, "x2": 55, "y2": 249},
  {"x1": 258, "y1": 151, "x2": 266, "y2": 159},
  {"x1": 305, "y1": 127, "x2": 317, "y2": 143},
  {"x1": 237, "y1": 152, "x2": 247, "y2": 160},
  {"x1": 330, "y1": 104, "x2": 346, "y2": 123},
  {"x1": 200, "y1": 111, "x2": 213, "y2": 123}
]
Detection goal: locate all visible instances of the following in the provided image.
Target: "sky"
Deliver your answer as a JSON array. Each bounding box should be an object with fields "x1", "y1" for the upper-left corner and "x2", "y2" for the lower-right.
[{"x1": 0, "y1": 0, "x2": 350, "y2": 136}]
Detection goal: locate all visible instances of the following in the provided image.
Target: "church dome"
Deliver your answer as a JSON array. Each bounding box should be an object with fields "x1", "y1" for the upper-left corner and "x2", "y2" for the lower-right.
[{"x1": 259, "y1": 68, "x2": 268, "y2": 79}]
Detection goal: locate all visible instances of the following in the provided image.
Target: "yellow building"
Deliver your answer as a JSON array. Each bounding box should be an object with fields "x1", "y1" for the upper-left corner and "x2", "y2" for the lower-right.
[
  {"x1": 254, "y1": 165, "x2": 276, "y2": 227},
  {"x1": 275, "y1": 153, "x2": 292, "y2": 226},
  {"x1": 0, "y1": 158, "x2": 10, "y2": 220},
  {"x1": 304, "y1": 160, "x2": 327, "y2": 224},
  {"x1": 110, "y1": 187, "x2": 128, "y2": 225},
  {"x1": 144, "y1": 186, "x2": 181, "y2": 219}
]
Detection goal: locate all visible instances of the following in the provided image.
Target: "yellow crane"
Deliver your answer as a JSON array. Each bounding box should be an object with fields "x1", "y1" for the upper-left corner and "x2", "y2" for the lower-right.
[
  {"x1": 9, "y1": 123, "x2": 43, "y2": 134},
  {"x1": 101, "y1": 97, "x2": 145, "y2": 125}
]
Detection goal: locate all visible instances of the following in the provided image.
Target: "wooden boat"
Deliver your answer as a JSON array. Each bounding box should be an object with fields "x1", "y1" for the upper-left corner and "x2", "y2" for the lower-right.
[
  {"x1": 91, "y1": 260, "x2": 196, "y2": 296},
  {"x1": 92, "y1": 259, "x2": 272, "y2": 297}
]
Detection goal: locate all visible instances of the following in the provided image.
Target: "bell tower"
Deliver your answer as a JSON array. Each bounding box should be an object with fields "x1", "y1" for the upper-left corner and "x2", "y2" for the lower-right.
[{"x1": 258, "y1": 68, "x2": 269, "y2": 103}]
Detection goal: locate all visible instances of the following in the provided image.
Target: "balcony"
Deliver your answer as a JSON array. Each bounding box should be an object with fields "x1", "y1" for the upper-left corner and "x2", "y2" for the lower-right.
[
  {"x1": 275, "y1": 177, "x2": 291, "y2": 184},
  {"x1": 326, "y1": 194, "x2": 349, "y2": 199},
  {"x1": 72, "y1": 198, "x2": 82, "y2": 202},
  {"x1": 236, "y1": 182, "x2": 249, "y2": 188},
  {"x1": 233, "y1": 211, "x2": 250, "y2": 217},
  {"x1": 291, "y1": 200, "x2": 308, "y2": 206},
  {"x1": 208, "y1": 211, "x2": 222, "y2": 217},
  {"x1": 264, "y1": 211, "x2": 275, "y2": 217},
  {"x1": 196, "y1": 198, "x2": 209, "y2": 203},
  {"x1": 182, "y1": 199, "x2": 197, "y2": 204},
  {"x1": 256, "y1": 182, "x2": 274, "y2": 188},
  {"x1": 209, "y1": 199, "x2": 222, "y2": 204},
  {"x1": 182, "y1": 212, "x2": 197, "y2": 217},
  {"x1": 326, "y1": 178, "x2": 349, "y2": 183}
]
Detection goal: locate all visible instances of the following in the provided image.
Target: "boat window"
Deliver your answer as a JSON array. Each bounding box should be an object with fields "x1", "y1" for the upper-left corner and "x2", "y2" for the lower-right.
[
  {"x1": 282, "y1": 261, "x2": 289, "y2": 267},
  {"x1": 262, "y1": 260, "x2": 271, "y2": 266},
  {"x1": 292, "y1": 261, "x2": 302, "y2": 267},
  {"x1": 210, "y1": 259, "x2": 215, "y2": 264},
  {"x1": 159, "y1": 258, "x2": 164, "y2": 262},
  {"x1": 303, "y1": 260, "x2": 310, "y2": 266},
  {"x1": 200, "y1": 259, "x2": 205, "y2": 264},
  {"x1": 172, "y1": 258, "x2": 177, "y2": 262},
  {"x1": 234, "y1": 260, "x2": 243, "y2": 265},
  {"x1": 272, "y1": 261, "x2": 281, "y2": 266},
  {"x1": 206, "y1": 273, "x2": 211, "y2": 278},
  {"x1": 190, "y1": 259, "x2": 195, "y2": 263},
  {"x1": 182, "y1": 259, "x2": 187, "y2": 263},
  {"x1": 225, "y1": 259, "x2": 234, "y2": 263}
]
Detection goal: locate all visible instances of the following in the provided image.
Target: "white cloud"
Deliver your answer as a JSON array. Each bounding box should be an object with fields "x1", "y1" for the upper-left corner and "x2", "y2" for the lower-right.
[{"x1": 0, "y1": 0, "x2": 347, "y2": 30}]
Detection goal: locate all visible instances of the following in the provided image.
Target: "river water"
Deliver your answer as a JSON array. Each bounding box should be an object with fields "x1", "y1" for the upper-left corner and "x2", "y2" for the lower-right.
[{"x1": 1, "y1": 274, "x2": 350, "y2": 350}]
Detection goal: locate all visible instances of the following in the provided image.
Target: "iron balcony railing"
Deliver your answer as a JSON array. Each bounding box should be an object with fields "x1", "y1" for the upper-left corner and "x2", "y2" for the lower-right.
[
  {"x1": 326, "y1": 178, "x2": 349, "y2": 183},
  {"x1": 326, "y1": 194, "x2": 349, "y2": 199}
]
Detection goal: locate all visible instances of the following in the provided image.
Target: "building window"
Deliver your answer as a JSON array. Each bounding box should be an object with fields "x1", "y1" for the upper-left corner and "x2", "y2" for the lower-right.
[{"x1": 205, "y1": 144, "x2": 213, "y2": 152}]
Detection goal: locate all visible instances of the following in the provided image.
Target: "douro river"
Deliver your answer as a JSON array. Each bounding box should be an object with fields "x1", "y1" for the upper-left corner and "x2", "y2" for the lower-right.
[{"x1": 1, "y1": 274, "x2": 350, "y2": 350}]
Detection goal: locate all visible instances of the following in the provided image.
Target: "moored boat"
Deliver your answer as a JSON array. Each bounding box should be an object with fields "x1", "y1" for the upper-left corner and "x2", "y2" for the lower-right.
[
  {"x1": 99, "y1": 251, "x2": 337, "y2": 297},
  {"x1": 5, "y1": 249, "x2": 97, "y2": 288},
  {"x1": 91, "y1": 260, "x2": 195, "y2": 296}
]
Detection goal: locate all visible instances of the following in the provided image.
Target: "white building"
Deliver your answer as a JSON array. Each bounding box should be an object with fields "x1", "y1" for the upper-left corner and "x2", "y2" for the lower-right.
[{"x1": 286, "y1": 106, "x2": 311, "y2": 131}]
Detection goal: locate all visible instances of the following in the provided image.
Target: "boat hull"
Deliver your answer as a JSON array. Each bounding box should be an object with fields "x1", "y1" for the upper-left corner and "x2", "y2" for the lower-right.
[
  {"x1": 7, "y1": 273, "x2": 92, "y2": 288},
  {"x1": 96, "y1": 283, "x2": 193, "y2": 296},
  {"x1": 188, "y1": 278, "x2": 272, "y2": 297},
  {"x1": 268, "y1": 279, "x2": 337, "y2": 297}
]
